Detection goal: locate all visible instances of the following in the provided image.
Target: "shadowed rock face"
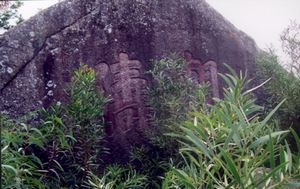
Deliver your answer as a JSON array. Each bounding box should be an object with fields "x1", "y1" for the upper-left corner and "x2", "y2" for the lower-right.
[
  {"x1": 95, "y1": 53, "x2": 150, "y2": 161},
  {"x1": 96, "y1": 53, "x2": 149, "y2": 135},
  {"x1": 184, "y1": 50, "x2": 220, "y2": 100},
  {"x1": 0, "y1": 0, "x2": 257, "y2": 157}
]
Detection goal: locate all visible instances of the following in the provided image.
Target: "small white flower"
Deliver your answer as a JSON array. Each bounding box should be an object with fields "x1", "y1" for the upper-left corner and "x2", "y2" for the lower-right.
[{"x1": 56, "y1": 101, "x2": 61, "y2": 106}]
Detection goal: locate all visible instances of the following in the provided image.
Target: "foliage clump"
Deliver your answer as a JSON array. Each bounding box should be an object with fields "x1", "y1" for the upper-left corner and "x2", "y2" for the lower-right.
[
  {"x1": 148, "y1": 54, "x2": 207, "y2": 127},
  {"x1": 256, "y1": 50, "x2": 300, "y2": 135},
  {"x1": 280, "y1": 21, "x2": 300, "y2": 78},
  {"x1": 1, "y1": 60, "x2": 300, "y2": 189},
  {"x1": 1, "y1": 65, "x2": 107, "y2": 188},
  {"x1": 163, "y1": 65, "x2": 300, "y2": 188},
  {"x1": 127, "y1": 55, "x2": 208, "y2": 187},
  {"x1": 0, "y1": 0, "x2": 23, "y2": 31},
  {"x1": 144, "y1": 55, "x2": 208, "y2": 165}
]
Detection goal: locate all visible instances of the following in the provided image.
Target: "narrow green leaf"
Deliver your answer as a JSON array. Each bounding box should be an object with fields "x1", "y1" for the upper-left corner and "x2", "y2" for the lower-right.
[
  {"x1": 261, "y1": 99, "x2": 285, "y2": 126},
  {"x1": 50, "y1": 168, "x2": 61, "y2": 180},
  {"x1": 219, "y1": 74, "x2": 235, "y2": 89},
  {"x1": 220, "y1": 149, "x2": 242, "y2": 187},
  {"x1": 268, "y1": 133, "x2": 275, "y2": 169},
  {"x1": 66, "y1": 134, "x2": 77, "y2": 142},
  {"x1": 279, "y1": 146, "x2": 286, "y2": 172},
  {"x1": 242, "y1": 78, "x2": 271, "y2": 95},
  {"x1": 181, "y1": 127, "x2": 213, "y2": 159},
  {"x1": 1, "y1": 145, "x2": 9, "y2": 153},
  {"x1": 224, "y1": 63, "x2": 238, "y2": 77},
  {"x1": 249, "y1": 130, "x2": 289, "y2": 149},
  {"x1": 172, "y1": 169, "x2": 197, "y2": 189},
  {"x1": 284, "y1": 182, "x2": 300, "y2": 188},
  {"x1": 284, "y1": 140, "x2": 292, "y2": 173},
  {"x1": 290, "y1": 128, "x2": 300, "y2": 155},
  {"x1": 53, "y1": 159, "x2": 64, "y2": 172},
  {"x1": 255, "y1": 162, "x2": 288, "y2": 187},
  {"x1": 2, "y1": 164, "x2": 17, "y2": 175},
  {"x1": 30, "y1": 127, "x2": 43, "y2": 137}
]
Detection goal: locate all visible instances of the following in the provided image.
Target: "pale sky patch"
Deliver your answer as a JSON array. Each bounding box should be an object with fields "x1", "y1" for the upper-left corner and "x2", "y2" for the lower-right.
[
  {"x1": 206, "y1": 0, "x2": 300, "y2": 61},
  {"x1": 19, "y1": 0, "x2": 59, "y2": 20}
]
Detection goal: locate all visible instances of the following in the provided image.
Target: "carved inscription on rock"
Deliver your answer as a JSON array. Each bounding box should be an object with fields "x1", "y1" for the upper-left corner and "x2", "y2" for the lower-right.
[
  {"x1": 204, "y1": 60, "x2": 219, "y2": 99},
  {"x1": 184, "y1": 50, "x2": 205, "y2": 84},
  {"x1": 184, "y1": 50, "x2": 220, "y2": 99},
  {"x1": 95, "y1": 53, "x2": 149, "y2": 137}
]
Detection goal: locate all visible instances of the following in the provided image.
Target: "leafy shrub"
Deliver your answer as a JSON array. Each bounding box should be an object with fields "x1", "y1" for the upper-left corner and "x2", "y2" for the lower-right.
[
  {"x1": 85, "y1": 165, "x2": 147, "y2": 189},
  {"x1": 1, "y1": 115, "x2": 48, "y2": 189},
  {"x1": 129, "y1": 144, "x2": 173, "y2": 188},
  {"x1": 1, "y1": 107, "x2": 75, "y2": 188},
  {"x1": 164, "y1": 65, "x2": 300, "y2": 188},
  {"x1": 148, "y1": 54, "x2": 208, "y2": 127},
  {"x1": 2, "y1": 59, "x2": 299, "y2": 189},
  {"x1": 1, "y1": 65, "x2": 107, "y2": 188},
  {"x1": 64, "y1": 65, "x2": 107, "y2": 187},
  {"x1": 127, "y1": 55, "x2": 209, "y2": 187},
  {"x1": 256, "y1": 50, "x2": 300, "y2": 135},
  {"x1": 145, "y1": 54, "x2": 208, "y2": 157},
  {"x1": 0, "y1": 0, "x2": 23, "y2": 31},
  {"x1": 280, "y1": 21, "x2": 300, "y2": 78}
]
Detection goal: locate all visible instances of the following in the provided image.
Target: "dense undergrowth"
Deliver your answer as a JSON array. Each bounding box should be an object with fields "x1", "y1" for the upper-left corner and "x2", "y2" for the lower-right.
[
  {"x1": 256, "y1": 50, "x2": 300, "y2": 134},
  {"x1": 1, "y1": 57, "x2": 300, "y2": 188},
  {"x1": 163, "y1": 65, "x2": 300, "y2": 188}
]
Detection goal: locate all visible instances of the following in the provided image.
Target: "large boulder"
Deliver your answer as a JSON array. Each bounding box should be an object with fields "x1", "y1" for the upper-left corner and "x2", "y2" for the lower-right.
[
  {"x1": 0, "y1": 0, "x2": 257, "y2": 116},
  {"x1": 0, "y1": 0, "x2": 257, "y2": 159}
]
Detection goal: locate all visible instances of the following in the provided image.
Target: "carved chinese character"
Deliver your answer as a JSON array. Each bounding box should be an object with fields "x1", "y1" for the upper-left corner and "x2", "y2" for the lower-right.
[
  {"x1": 184, "y1": 50, "x2": 205, "y2": 83},
  {"x1": 95, "y1": 62, "x2": 111, "y2": 94},
  {"x1": 204, "y1": 60, "x2": 220, "y2": 99},
  {"x1": 184, "y1": 50, "x2": 219, "y2": 99},
  {"x1": 95, "y1": 53, "x2": 149, "y2": 136}
]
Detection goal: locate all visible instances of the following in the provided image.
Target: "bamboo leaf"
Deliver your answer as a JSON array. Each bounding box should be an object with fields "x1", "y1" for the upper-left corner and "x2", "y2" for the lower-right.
[
  {"x1": 268, "y1": 133, "x2": 276, "y2": 169},
  {"x1": 220, "y1": 149, "x2": 243, "y2": 187},
  {"x1": 242, "y1": 78, "x2": 271, "y2": 95},
  {"x1": 29, "y1": 127, "x2": 43, "y2": 137},
  {"x1": 249, "y1": 130, "x2": 289, "y2": 149},
  {"x1": 261, "y1": 99, "x2": 285, "y2": 126},
  {"x1": 181, "y1": 127, "x2": 213, "y2": 159},
  {"x1": 53, "y1": 159, "x2": 64, "y2": 172},
  {"x1": 255, "y1": 162, "x2": 288, "y2": 187},
  {"x1": 290, "y1": 128, "x2": 300, "y2": 155},
  {"x1": 2, "y1": 164, "x2": 17, "y2": 175}
]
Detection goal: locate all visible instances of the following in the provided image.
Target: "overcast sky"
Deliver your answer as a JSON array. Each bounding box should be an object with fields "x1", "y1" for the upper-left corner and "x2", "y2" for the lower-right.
[
  {"x1": 206, "y1": 0, "x2": 300, "y2": 55},
  {"x1": 18, "y1": 0, "x2": 300, "y2": 60}
]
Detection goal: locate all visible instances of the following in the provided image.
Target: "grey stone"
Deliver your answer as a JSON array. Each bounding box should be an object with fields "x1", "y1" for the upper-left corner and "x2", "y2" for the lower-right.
[
  {"x1": 0, "y1": 0, "x2": 258, "y2": 158},
  {"x1": 0, "y1": 0, "x2": 257, "y2": 116}
]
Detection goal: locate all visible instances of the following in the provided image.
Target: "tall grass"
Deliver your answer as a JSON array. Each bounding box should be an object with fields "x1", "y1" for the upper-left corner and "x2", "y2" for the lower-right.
[
  {"x1": 1, "y1": 61, "x2": 299, "y2": 189},
  {"x1": 256, "y1": 50, "x2": 300, "y2": 134},
  {"x1": 164, "y1": 65, "x2": 300, "y2": 188},
  {"x1": 1, "y1": 65, "x2": 107, "y2": 188}
]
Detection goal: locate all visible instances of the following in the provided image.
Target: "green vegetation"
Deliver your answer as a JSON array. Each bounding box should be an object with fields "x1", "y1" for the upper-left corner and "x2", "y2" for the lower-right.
[
  {"x1": 86, "y1": 165, "x2": 147, "y2": 189},
  {"x1": 145, "y1": 54, "x2": 208, "y2": 159},
  {"x1": 163, "y1": 65, "x2": 300, "y2": 188},
  {"x1": 0, "y1": 0, "x2": 23, "y2": 31},
  {"x1": 1, "y1": 58, "x2": 300, "y2": 188},
  {"x1": 148, "y1": 55, "x2": 208, "y2": 127},
  {"x1": 1, "y1": 65, "x2": 106, "y2": 188},
  {"x1": 256, "y1": 50, "x2": 300, "y2": 135},
  {"x1": 255, "y1": 20, "x2": 300, "y2": 153},
  {"x1": 280, "y1": 21, "x2": 300, "y2": 78}
]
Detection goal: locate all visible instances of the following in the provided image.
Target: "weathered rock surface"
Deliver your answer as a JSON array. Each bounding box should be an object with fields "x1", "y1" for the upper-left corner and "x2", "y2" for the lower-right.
[
  {"x1": 0, "y1": 0, "x2": 258, "y2": 158},
  {"x1": 184, "y1": 50, "x2": 220, "y2": 100}
]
